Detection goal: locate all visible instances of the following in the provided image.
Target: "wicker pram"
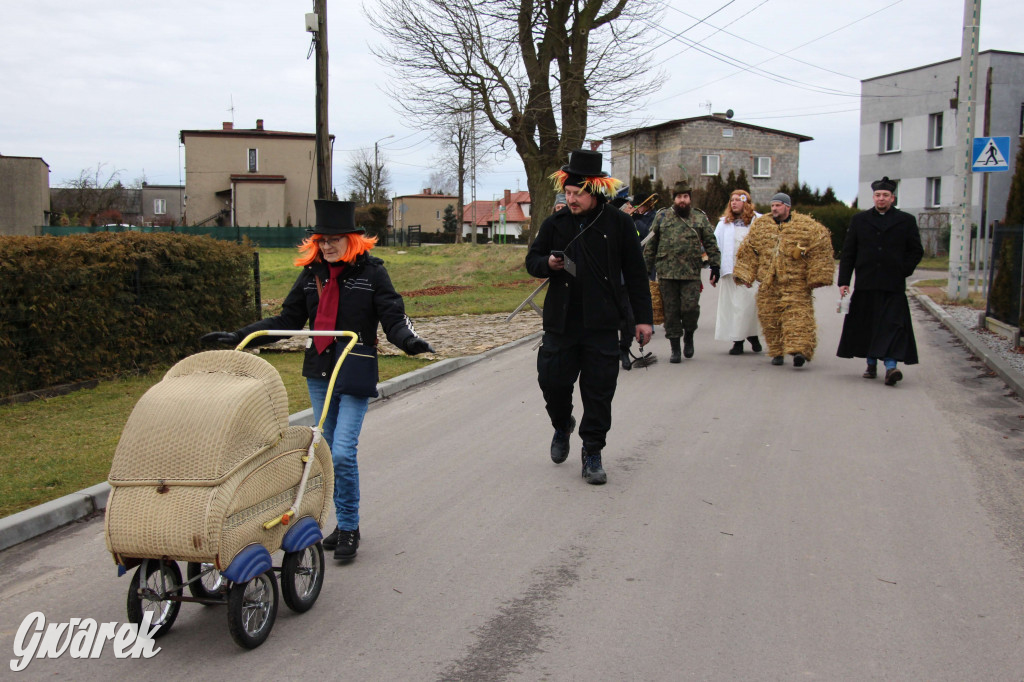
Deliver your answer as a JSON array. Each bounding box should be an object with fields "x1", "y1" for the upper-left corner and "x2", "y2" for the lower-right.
[{"x1": 104, "y1": 349, "x2": 333, "y2": 570}]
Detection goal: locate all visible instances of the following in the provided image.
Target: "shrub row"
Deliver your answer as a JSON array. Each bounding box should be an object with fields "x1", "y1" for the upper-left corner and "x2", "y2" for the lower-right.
[{"x1": 0, "y1": 233, "x2": 256, "y2": 397}]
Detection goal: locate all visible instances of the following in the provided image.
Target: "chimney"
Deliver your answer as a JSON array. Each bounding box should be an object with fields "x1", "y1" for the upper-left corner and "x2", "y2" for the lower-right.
[
  {"x1": 256, "y1": 119, "x2": 264, "y2": 130},
  {"x1": 423, "y1": 188, "x2": 431, "y2": 195},
  {"x1": 504, "y1": 189, "x2": 511, "y2": 206},
  {"x1": 712, "y1": 112, "x2": 727, "y2": 119},
  {"x1": 222, "y1": 122, "x2": 233, "y2": 130}
]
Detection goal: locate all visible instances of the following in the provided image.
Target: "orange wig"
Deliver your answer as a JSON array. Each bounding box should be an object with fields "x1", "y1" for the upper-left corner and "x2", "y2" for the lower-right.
[
  {"x1": 293, "y1": 233, "x2": 379, "y2": 267},
  {"x1": 722, "y1": 190, "x2": 755, "y2": 226}
]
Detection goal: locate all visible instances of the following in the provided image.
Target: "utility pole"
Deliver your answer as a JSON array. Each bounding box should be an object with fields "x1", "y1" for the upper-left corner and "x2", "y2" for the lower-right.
[
  {"x1": 948, "y1": 0, "x2": 981, "y2": 300},
  {"x1": 313, "y1": 0, "x2": 331, "y2": 200},
  {"x1": 470, "y1": 92, "x2": 478, "y2": 245}
]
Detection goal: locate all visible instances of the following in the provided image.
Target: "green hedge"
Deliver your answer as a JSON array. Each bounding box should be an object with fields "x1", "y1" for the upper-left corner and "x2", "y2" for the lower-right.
[
  {"x1": 796, "y1": 203, "x2": 860, "y2": 257},
  {"x1": 0, "y1": 233, "x2": 256, "y2": 397}
]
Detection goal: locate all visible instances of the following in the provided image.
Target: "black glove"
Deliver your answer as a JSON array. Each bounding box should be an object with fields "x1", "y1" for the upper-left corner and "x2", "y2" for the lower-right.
[
  {"x1": 201, "y1": 331, "x2": 240, "y2": 345},
  {"x1": 405, "y1": 337, "x2": 435, "y2": 355},
  {"x1": 709, "y1": 265, "x2": 720, "y2": 286}
]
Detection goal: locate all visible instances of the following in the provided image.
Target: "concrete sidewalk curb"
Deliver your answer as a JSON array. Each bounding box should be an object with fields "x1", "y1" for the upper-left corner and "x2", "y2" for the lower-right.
[
  {"x1": 0, "y1": 331, "x2": 543, "y2": 552},
  {"x1": 911, "y1": 289, "x2": 1024, "y2": 398}
]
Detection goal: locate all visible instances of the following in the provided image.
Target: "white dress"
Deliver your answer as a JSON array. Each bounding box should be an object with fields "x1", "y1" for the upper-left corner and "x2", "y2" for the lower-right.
[{"x1": 714, "y1": 214, "x2": 761, "y2": 341}]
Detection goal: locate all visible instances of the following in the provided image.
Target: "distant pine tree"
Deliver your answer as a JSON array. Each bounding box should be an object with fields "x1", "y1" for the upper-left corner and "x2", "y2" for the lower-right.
[{"x1": 1004, "y1": 141, "x2": 1024, "y2": 225}]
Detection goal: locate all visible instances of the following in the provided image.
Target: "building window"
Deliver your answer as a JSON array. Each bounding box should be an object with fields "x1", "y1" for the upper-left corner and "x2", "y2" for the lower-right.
[
  {"x1": 880, "y1": 120, "x2": 901, "y2": 153},
  {"x1": 153, "y1": 198, "x2": 166, "y2": 215},
  {"x1": 436, "y1": 210, "x2": 441, "y2": 220},
  {"x1": 926, "y1": 177, "x2": 941, "y2": 208},
  {"x1": 928, "y1": 113, "x2": 944, "y2": 149},
  {"x1": 648, "y1": 165, "x2": 657, "y2": 182},
  {"x1": 247, "y1": 148, "x2": 258, "y2": 172},
  {"x1": 701, "y1": 154, "x2": 720, "y2": 175},
  {"x1": 753, "y1": 157, "x2": 771, "y2": 178},
  {"x1": 722, "y1": 128, "x2": 734, "y2": 138}
]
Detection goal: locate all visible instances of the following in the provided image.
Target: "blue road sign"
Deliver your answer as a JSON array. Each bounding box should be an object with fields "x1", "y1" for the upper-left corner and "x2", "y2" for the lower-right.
[{"x1": 972, "y1": 136, "x2": 1011, "y2": 172}]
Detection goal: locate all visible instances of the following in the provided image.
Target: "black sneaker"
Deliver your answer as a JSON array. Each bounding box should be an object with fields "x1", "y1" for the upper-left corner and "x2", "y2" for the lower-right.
[
  {"x1": 771, "y1": 356, "x2": 784, "y2": 366},
  {"x1": 729, "y1": 341, "x2": 744, "y2": 355},
  {"x1": 748, "y1": 336, "x2": 762, "y2": 353},
  {"x1": 333, "y1": 528, "x2": 360, "y2": 561},
  {"x1": 581, "y1": 446, "x2": 607, "y2": 485},
  {"x1": 792, "y1": 353, "x2": 806, "y2": 368},
  {"x1": 550, "y1": 416, "x2": 576, "y2": 464},
  {"x1": 322, "y1": 526, "x2": 342, "y2": 551}
]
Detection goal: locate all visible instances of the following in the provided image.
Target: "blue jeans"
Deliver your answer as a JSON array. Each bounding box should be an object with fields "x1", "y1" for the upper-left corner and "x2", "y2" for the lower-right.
[
  {"x1": 866, "y1": 357, "x2": 898, "y2": 371},
  {"x1": 307, "y1": 379, "x2": 370, "y2": 531}
]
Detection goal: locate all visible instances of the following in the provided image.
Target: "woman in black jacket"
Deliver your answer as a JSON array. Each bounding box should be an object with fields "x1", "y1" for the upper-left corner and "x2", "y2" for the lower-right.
[{"x1": 202, "y1": 200, "x2": 433, "y2": 562}]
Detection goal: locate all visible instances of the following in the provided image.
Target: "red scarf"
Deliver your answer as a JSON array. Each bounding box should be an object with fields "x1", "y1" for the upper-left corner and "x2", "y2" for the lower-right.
[{"x1": 313, "y1": 263, "x2": 345, "y2": 353}]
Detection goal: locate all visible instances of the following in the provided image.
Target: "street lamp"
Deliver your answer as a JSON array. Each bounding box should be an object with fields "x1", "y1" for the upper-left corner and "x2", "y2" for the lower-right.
[{"x1": 373, "y1": 134, "x2": 395, "y2": 203}]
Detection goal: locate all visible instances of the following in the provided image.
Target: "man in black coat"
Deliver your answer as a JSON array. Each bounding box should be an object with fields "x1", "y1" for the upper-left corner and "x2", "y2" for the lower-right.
[
  {"x1": 525, "y1": 149, "x2": 653, "y2": 484},
  {"x1": 837, "y1": 177, "x2": 924, "y2": 386}
]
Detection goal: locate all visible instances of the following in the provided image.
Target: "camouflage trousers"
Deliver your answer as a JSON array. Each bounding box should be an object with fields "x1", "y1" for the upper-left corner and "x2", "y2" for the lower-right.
[
  {"x1": 756, "y1": 282, "x2": 818, "y2": 360},
  {"x1": 658, "y1": 278, "x2": 701, "y2": 339}
]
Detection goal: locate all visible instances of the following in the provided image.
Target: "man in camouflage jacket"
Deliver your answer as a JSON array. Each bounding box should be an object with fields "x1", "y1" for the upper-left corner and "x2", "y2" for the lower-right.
[
  {"x1": 643, "y1": 182, "x2": 721, "y2": 362},
  {"x1": 732, "y1": 192, "x2": 835, "y2": 368}
]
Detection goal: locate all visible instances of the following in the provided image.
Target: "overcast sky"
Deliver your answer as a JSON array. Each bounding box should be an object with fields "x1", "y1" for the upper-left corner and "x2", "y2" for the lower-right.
[{"x1": 0, "y1": 0, "x2": 1018, "y2": 206}]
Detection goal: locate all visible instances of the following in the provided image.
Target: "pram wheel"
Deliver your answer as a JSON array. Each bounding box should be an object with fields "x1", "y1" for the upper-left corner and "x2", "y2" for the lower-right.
[
  {"x1": 227, "y1": 570, "x2": 278, "y2": 649},
  {"x1": 281, "y1": 542, "x2": 325, "y2": 613},
  {"x1": 127, "y1": 559, "x2": 182, "y2": 638},
  {"x1": 186, "y1": 562, "x2": 225, "y2": 602}
]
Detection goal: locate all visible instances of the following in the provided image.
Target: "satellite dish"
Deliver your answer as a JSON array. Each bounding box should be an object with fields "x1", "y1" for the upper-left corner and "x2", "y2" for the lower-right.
[{"x1": 725, "y1": 109, "x2": 734, "y2": 119}]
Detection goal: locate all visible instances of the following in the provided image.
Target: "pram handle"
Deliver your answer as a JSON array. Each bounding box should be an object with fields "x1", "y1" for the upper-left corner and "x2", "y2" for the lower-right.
[{"x1": 235, "y1": 330, "x2": 359, "y2": 531}]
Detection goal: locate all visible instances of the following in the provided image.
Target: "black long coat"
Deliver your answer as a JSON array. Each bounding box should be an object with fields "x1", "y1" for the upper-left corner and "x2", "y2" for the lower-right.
[
  {"x1": 838, "y1": 208, "x2": 923, "y2": 291},
  {"x1": 525, "y1": 203, "x2": 653, "y2": 334},
  {"x1": 836, "y1": 208, "x2": 924, "y2": 363}
]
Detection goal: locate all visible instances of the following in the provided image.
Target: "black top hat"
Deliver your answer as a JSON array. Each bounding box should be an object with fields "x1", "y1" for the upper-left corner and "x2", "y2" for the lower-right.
[
  {"x1": 560, "y1": 149, "x2": 608, "y2": 178},
  {"x1": 311, "y1": 200, "x2": 364, "y2": 235}
]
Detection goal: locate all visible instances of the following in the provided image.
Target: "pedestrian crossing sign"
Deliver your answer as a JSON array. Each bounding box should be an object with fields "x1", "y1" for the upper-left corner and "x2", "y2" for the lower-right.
[{"x1": 972, "y1": 136, "x2": 1011, "y2": 172}]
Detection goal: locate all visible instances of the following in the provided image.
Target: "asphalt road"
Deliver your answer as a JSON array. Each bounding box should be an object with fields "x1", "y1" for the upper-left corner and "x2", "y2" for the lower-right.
[{"x1": 3, "y1": 278, "x2": 1024, "y2": 680}]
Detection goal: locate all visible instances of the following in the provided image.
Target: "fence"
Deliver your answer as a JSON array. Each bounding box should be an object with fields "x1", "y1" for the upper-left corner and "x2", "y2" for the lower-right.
[
  {"x1": 985, "y1": 222, "x2": 1023, "y2": 329},
  {"x1": 41, "y1": 225, "x2": 308, "y2": 249}
]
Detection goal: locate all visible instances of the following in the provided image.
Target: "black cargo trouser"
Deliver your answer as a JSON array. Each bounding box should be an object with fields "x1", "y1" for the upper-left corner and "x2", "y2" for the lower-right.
[{"x1": 537, "y1": 311, "x2": 619, "y2": 452}]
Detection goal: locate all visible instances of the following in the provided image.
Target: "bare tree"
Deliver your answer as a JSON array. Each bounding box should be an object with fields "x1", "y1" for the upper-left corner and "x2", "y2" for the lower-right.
[
  {"x1": 432, "y1": 102, "x2": 497, "y2": 244},
  {"x1": 346, "y1": 147, "x2": 392, "y2": 205},
  {"x1": 366, "y1": 0, "x2": 664, "y2": 242},
  {"x1": 425, "y1": 170, "x2": 457, "y2": 196},
  {"x1": 51, "y1": 163, "x2": 135, "y2": 226}
]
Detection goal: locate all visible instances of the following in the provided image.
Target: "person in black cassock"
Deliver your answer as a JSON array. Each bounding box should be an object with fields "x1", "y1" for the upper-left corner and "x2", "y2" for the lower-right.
[
  {"x1": 525, "y1": 150, "x2": 653, "y2": 485},
  {"x1": 836, "y1": 177, "x2": 924, "y2": 386}
]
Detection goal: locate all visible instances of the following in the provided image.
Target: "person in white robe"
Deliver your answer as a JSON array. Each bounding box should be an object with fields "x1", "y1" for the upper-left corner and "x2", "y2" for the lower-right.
[{"x1": 714, "y1": 190, "x2": 762, "y2": 354}]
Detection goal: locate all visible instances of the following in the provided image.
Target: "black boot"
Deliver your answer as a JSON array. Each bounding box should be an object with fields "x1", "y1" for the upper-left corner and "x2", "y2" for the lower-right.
[
  {"x1": 683, "y1": 330, "x2": 695, "y2": 358},
  {"x1": 747, "y1": 336, "x2": 762, "y2": 353},
  {"x1": 581, "y1": 446, "x2": 607, "y2": 485},
  {"x1": 333, "y1": 527, "x2": 360, "y2": 562},
  {"x1": 550, "y1": 416, "x2": 576, "y2": 464},
  {"x1": 729, "y1": 340, "x2": 744, "y2": 355},
  {"x1": 620, "y1": 348, "x2": 632, "y2": 371},
  {"x1": 669, "y1": 338, "x2": 682, "y2": 363}
]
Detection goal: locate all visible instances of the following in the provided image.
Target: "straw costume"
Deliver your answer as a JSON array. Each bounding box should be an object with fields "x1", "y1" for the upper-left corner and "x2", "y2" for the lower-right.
[{"x1": 733, "y1": 196, "x2": 834, "y2": 363}]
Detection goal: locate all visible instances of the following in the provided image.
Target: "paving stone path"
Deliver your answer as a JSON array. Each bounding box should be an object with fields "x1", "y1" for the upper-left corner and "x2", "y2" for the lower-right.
[{"x1": 264, "y1": 312, "x2": 543, "y2": 359}]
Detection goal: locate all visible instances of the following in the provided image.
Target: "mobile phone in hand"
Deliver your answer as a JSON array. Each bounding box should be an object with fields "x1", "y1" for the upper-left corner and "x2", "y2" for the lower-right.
[{"x1": 551, "y1": 250, "x2": 564, "y2": 259}]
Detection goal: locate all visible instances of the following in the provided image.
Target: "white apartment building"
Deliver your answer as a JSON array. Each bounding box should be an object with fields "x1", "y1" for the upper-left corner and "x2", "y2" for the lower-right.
[{"x1": 859, "y1": 50, "x2": 1024, "y2": 249}]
